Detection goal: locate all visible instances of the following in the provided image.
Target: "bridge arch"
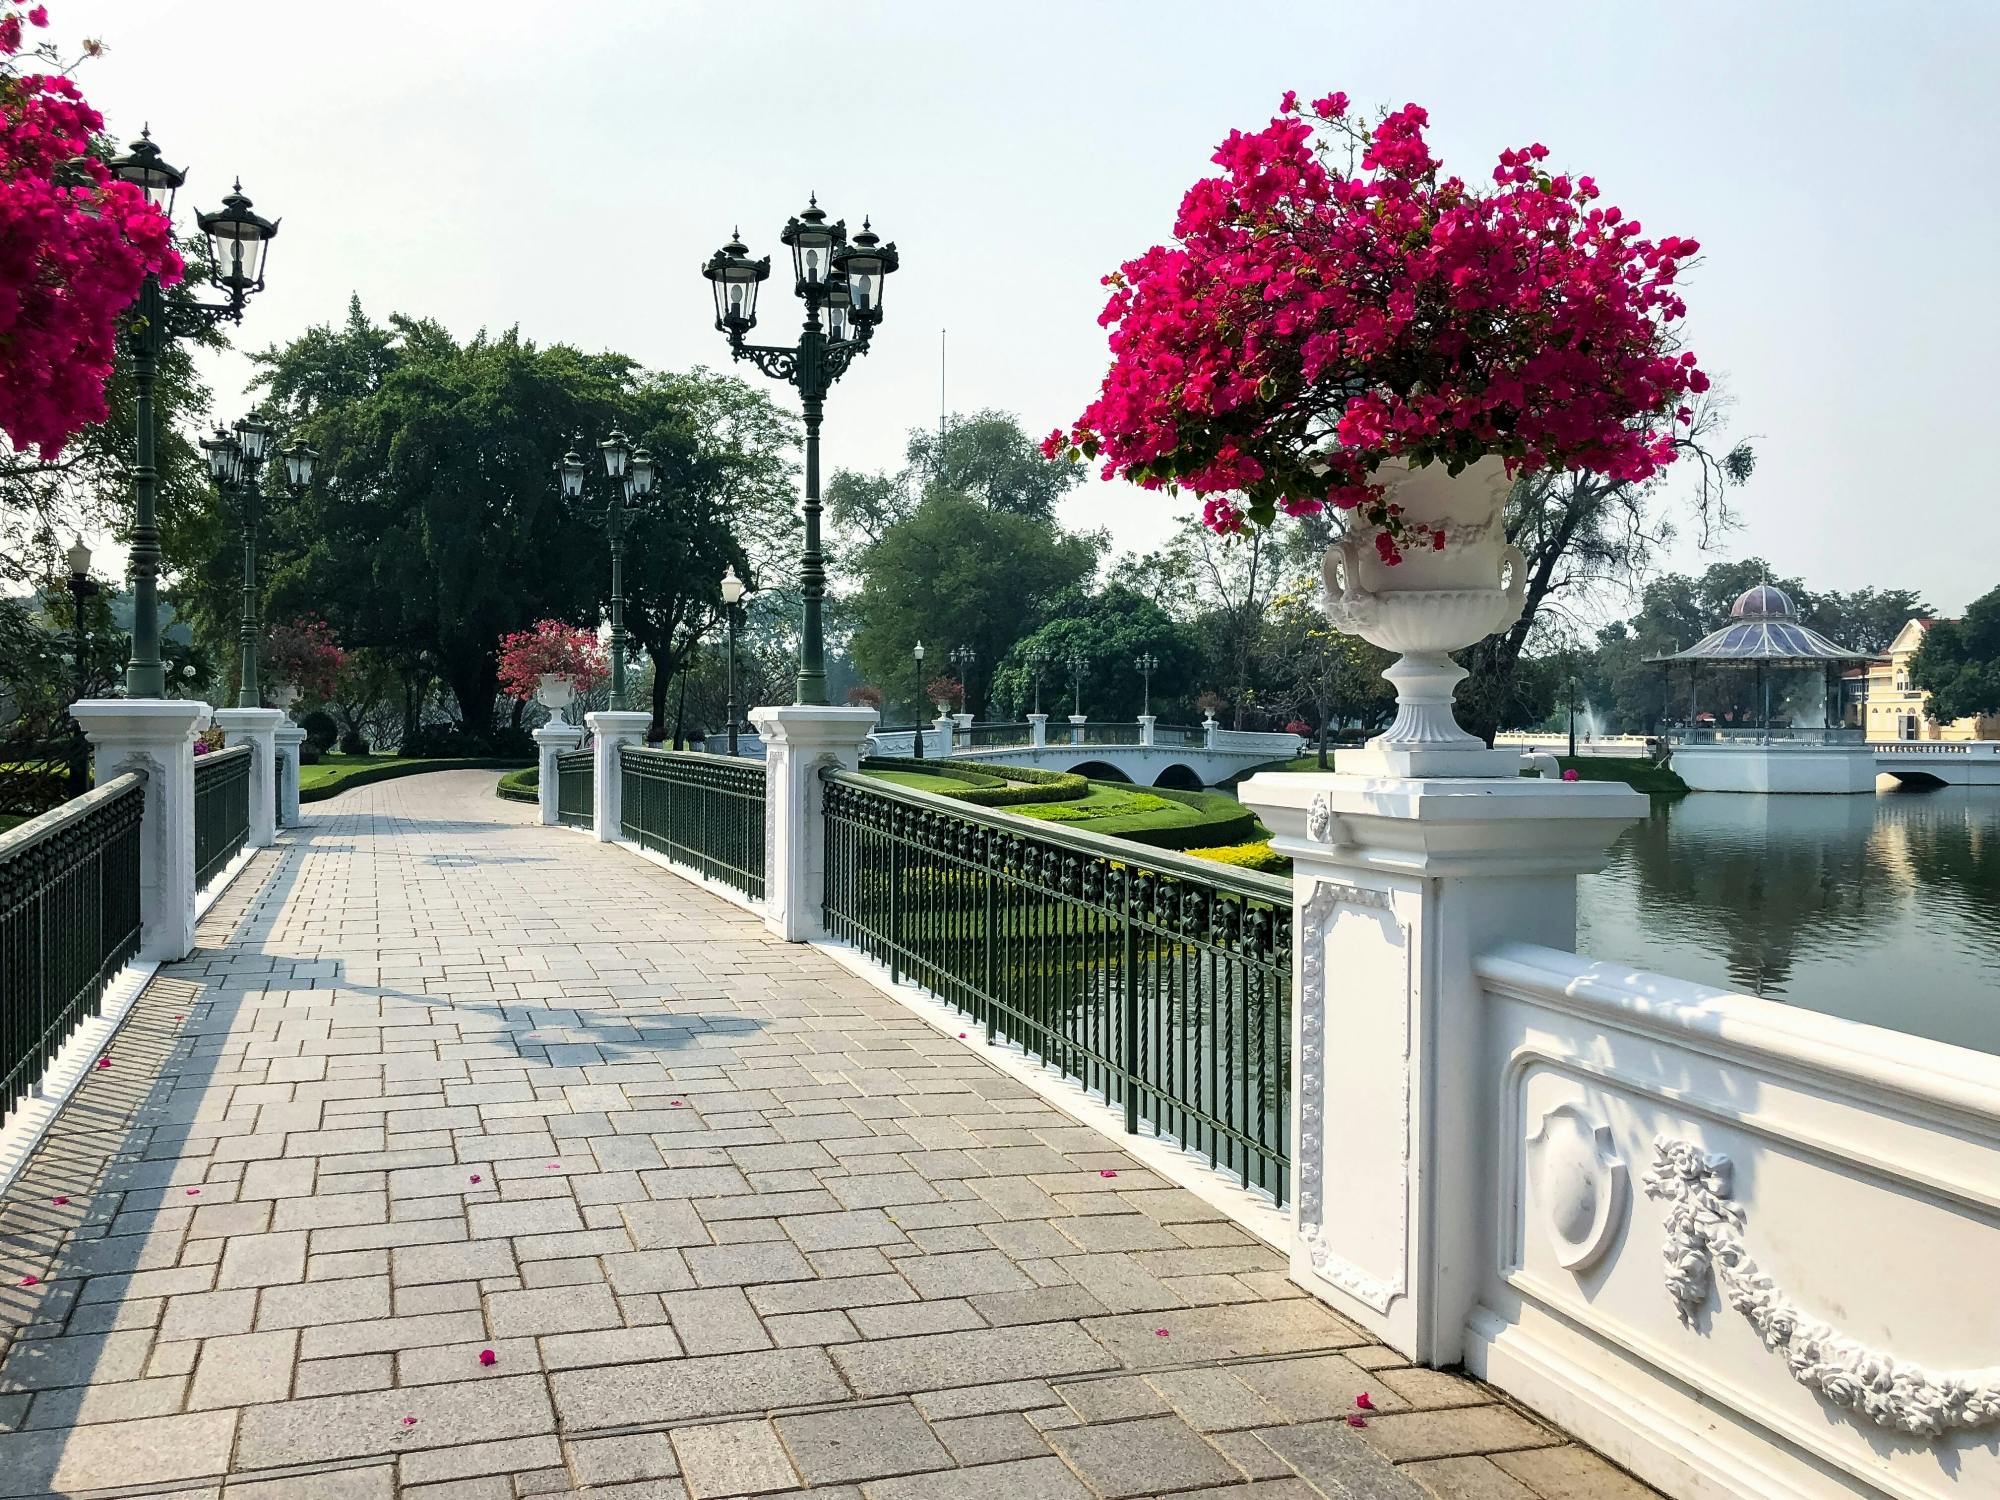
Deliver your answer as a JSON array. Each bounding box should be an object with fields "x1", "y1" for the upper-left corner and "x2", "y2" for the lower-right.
[
  {"x1": 1068, "y1": 760, "x2": 1132, "y2": 784},
  {"x1": 1150, "y1": 763, "x2": 1204, "y2": 791}
]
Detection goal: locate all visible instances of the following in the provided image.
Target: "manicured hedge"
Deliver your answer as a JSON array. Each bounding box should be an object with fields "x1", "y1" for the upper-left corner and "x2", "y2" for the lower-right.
[
  {"x1": 496, "y1": 767, "x2": 538, "y2": 803},
  {"x1": 1187, "y1": 839, "x2": 1292, "y2": 874},
  {"x1": 1098, "y1": 788, "x2": 1260, "y2": 852},
  {"x1": 860, "y1": 756, "x2": 1088, "y2": 807}
]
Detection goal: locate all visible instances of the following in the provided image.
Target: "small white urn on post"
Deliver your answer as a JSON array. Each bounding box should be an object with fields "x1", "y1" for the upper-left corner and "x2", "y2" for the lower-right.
[
  {"x1": 1321, "y1": 457, "x2": 1526, "y2": 778},
  {"x1": 268, "y1": 683, "x2": 301, "y2": 714},
  {"x1": 537, "y1": 673, "x2": 576, "y2": 716}
]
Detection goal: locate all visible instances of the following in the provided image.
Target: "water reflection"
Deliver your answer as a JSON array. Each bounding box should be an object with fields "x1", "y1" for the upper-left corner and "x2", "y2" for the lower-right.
[{"x1": 1577, "y1": 788, "x2": 2000, "y2": 1055}]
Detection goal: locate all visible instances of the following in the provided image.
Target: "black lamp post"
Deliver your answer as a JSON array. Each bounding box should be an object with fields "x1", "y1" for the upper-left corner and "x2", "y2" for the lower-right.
[
  {"x1": 911, "y1": 640, "x2": 926, "y2": 761},
  {"x1": 201, "y1": 417, "x2": 313, "y2": 710},
  {"x1": 559, "y1": 432, "x2": 654, "y2": 713},
  {"x1": 63, "y1": 539, "x2": 99, "y2": 796},
  {"x1": 1068, "y1": 650, "x2": 1088, "y2": 720},
  {"x1": 950, "y1": 644, "x2": 976, "y2": 721},
  {"x1": 108, "y1": 129, "x2": 278, "y2": 699},
  {"x1": 721, "y1": 564, "x2": 748, "y2": 756},
  {"x1": 1134, "y1": 652, "x2": 1159, "y2": 718},
  {"x1": 1027, "y1": 647, "x2": 1050, "y2": 717},
  {"x1": 705, "y1": 202, "x2": 898, "y2": 706}
]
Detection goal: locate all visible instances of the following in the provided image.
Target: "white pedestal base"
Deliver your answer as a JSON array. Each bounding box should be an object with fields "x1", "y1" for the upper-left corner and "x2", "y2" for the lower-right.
[
  {"x1": 213, "y1": 708, "x2": 285, "y2": 848},
  {"x1": 534, "y1": 721, "x2": 584, "y2": 826},
  {"x1": 1670, "y1": 742, "x2": 1878, "y2": 794},
  {"x1": 1240, "y1": 770, "x2": 1645, "y2": 1364},
  {"x1": 750, "y1": 705, "x2": 876, "y2": 941},
  {"x1": 585, "y1": 711, "x2": 650, "y2": 841},
  {"x1": 273, "y1": 724, "x2": 305, "y2": 827},
  {"x1": 71, "y1": 698, "x2": 212, "y2": 964}
]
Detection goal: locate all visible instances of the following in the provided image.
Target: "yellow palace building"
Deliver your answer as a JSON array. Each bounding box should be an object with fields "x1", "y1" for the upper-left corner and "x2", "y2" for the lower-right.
[{"x1": 1864, "y1": 618, "x2": 2000, "y2": 741}]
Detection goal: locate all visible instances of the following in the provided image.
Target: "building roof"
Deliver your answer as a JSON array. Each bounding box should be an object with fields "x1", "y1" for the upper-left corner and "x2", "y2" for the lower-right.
[{"x1": 1649, "y1": 584, "x2": 1881, "y2": 668}]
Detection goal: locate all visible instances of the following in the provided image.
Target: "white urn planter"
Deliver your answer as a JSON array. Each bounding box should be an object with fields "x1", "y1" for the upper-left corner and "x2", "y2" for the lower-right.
[
  {"x1": 1322, "y1": 456, "x2": 1526, "y2": 777},
  {"x1": 269, "y1": 683, "x2": 301, "y2": 714},
  {"x1": 537, "y1": 673, "x2": 576, "y2": 713}
]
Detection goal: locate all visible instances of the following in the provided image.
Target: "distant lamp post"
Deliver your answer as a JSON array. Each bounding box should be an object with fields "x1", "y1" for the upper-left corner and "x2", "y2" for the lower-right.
[
  {"x1": 1134, "y1": 652, "x2": 1159, "y2": 718},
  {"x1": 108, "y1": 128, "x2": 279, "y2": 698},
  {"x1": 1026, "y1": 647, "x2": 1050, "y2": 716},
  {"x1": 63, "y1": 538, "x2": 99, "y2": 795},
  {"x1": 705, "y1": 202, "x2": 898, "y2": 705},
  {"x1": 912, "y1": 640, "x2": 926, "y2": 761},
  {"x1": 202, "y1": 414, "x2": 310, "y2": 710},
  {"x1": 559, "y1": 431, "x2": 654, "y2": 712},
  {"x1": 1067, "y1": 649, "x2": 1088, "y2": 719},
  {"x1": 949, "y1": 644, "x2": 977, "y2": 720},
  {"x1": 720, "y1": 564, "x2": 749, "y2": 756}
]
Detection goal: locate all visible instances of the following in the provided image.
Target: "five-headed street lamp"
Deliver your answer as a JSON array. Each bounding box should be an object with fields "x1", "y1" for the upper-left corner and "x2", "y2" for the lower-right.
[
  {"x1": 1134, "y1": 652, "x2": 1159, "y2": 718},
  {"x1": 63, "y1": 539, "x2": 100, "y2": 796},
  {"x1": 949, "y1": 644, "x2": 977, "y2": 721},
  {"x1": 720, "y1": 564, "x2": 749, "y2": 756},
  {"x1": 1067, "y1": 650, "x2": 1088, "y2": 720},
  {"x1": 109, "y1": 128, "x2": 279, "y2": 699},
  {"x1": 1026, "y1": 647, "x2": 1051, "y2": 717},
  {"x1": 911, "y1": 640, "x2": 926, "y2": 761},
  {"x1": 201, "y1": 415, "x2": 312, "y2": 709},
  {"x1": 559, "y1": 431, "x2": 655, "y2": 713},
  {"x1": 704, "y1": 199, "x2": 898, "y2": 706}
]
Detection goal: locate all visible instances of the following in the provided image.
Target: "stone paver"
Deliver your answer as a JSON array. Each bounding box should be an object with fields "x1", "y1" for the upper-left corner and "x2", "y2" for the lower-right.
[{"x1": 0, "y1": 771, "x2": 1657, "y2": 1499}]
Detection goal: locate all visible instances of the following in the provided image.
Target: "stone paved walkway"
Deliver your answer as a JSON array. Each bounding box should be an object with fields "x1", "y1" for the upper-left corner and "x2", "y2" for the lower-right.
[{"x1": 0, "y1": 771, "x2": 1657, "y2": 1500}]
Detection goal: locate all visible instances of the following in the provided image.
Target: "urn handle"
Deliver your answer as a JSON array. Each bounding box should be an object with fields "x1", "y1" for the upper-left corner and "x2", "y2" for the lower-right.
[{"x1": 1502, "y1": 542, "x2": 1527, "y2": 610}]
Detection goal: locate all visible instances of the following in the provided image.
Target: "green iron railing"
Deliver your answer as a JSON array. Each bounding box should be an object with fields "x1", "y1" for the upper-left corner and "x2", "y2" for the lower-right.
[
  {"x1": 556, "y1": 748, "x2": 594, "y2": 830},
  {"x1": 620, "y1": 748, "x2": 766, "y2": 902},
  {"x1": 193, "y1": 745, "x2": 251, "y2": 891},
  {"x1": 1, "y1": 773, "x2": 145, "y2": 1122},
  {"x1": 1079, "y1": 721, "x2": 1145, "y2": 745},
  {"x1": 821, "y1": 770, "x2": 1293, "y2": 1203},
  {"x1": 1152, "y1": 723, "x2": 1200, "y2": 746},
  {"x1": 960, "y1": 722, "x2": 1033, "y2": 750}
]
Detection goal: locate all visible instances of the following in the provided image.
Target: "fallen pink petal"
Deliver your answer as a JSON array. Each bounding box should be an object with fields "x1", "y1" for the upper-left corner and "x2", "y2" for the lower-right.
[
  {"x1": 478, "y1": 1348, "x2": 497, "y2": 1366},
  {"x1": 1346, "y1": 1414, "x2": 1368, "y2": 1428},
  {"x1": 545, "y1": 1162, "x2": 560, "y2": 1170},
  {"x1": 50, "y1": 1196, "x2": 68, "y2": 1206},
  {"x1": 185, "y1": 1187, "x2": 200, "y2": 1195},
  {"x1": 1155, "y1": 1328, "x2": 1170, "y2": 1337},
  {"x1": 95, "y1": 1057, "x2": 110, "y2": 1070},
  {"x1": 18, "y1": 1276, "x2": 38, "y2": 1286},
  {"x1": 1356, "y1": 1392, "x2": 1376, "y2": 1410},
  {"x1": 1098, "y1": 1170, "x2": 1118, "y2": 1178},
  {"x1": 469, "y1": 1174, "x2": 482, "y2": 1184},
  {"x1": 401, "y1": 1417, "x2": 418, "y2": 1426}
]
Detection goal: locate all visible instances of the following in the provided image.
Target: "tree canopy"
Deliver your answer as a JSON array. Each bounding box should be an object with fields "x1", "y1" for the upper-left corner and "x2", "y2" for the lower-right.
[{"x1": 1912, "y1": 586, "x2": 2000, "y2": 724}]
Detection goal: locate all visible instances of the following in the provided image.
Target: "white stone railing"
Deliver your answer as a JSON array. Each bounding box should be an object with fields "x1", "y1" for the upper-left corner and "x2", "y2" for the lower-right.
[
  {"x1": 1468, "y1": 943, "x2": 2000, "y2": 1498},
  {"x1": 1872, "y1": 740, "x2": 1998, "y2": 757}
]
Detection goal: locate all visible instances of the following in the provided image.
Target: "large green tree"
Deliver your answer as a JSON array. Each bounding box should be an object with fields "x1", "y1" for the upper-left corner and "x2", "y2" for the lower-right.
[
  {"x1": 986, "y1": 584, "x2": 1203, "y2": 723},
  {"x1": 848, "y1": 492, "x2": 1099, "y2": 718},
  {"x1": 1912, "y1": 586, "x2": 2000, "y2": 724}
]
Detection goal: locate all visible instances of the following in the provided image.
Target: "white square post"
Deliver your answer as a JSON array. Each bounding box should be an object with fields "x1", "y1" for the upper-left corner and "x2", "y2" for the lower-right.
[
  {"x1": 212, "y1": 707, "x2": 285, "y2": 848},
  {"x1": 534, "y1": 720, "x2": 584, "y2": 826},
  {"x1": 1239, "y1": 771, "x2": 1644, "y2": 1365},
  {"x1": 1202, "y1": 713, "x2": 1219, "y2": 750},
  {"x1": 585, "y1": 710, "x2": 650, "y2": 842},
  {"x1": 1068, "y1": 713, "x2": 1087, "y2": 746},
  {"x1": 1138, "y1": 714, "x2": 1157, "y2": 747},
  {"x1": 1027, "y1": 713, "x2": 1048, "y2": 748},
  {"x1": 750, "y1": 705, "x2": 876, "y2": 942},
  {"x1": 70, "y1": 699, "x2": 212, "y2": 963},
  {"x1": 273, "y1": 723, "x2": 306, "y2": 827},
  {"x1": 931, "y1": 712, "x2": 956, "y2": 755}
]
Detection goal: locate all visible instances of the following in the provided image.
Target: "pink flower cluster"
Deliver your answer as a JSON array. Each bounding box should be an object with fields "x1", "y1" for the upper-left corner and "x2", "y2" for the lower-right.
[
  {"x1": 1, "y1": 6, "x2": 182, "y2": 458},
  {"x1": 265, "y1": 616, "x2": 348, "y2": 702},
  {"x1": 1046, "y1": 90, "x2": 1708, "y2": 560},
  {"x1": 497, "y1": 620, "x2": 607, "y2": 702}
]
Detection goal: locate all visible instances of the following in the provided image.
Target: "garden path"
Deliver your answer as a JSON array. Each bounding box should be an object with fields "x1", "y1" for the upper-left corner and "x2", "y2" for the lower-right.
[{"x1": 0, "y1": 771, "x2": 1655, "y2": 1500}]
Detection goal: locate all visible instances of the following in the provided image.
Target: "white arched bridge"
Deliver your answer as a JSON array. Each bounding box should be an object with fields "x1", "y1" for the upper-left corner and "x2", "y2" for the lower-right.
[{"x1": 747, "y1": 715, "x2": 1306, "y2": 788}]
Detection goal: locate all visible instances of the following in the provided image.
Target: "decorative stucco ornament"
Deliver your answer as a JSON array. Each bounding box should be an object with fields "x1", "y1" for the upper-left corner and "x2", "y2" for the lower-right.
[{"x1": 1644, "y1": 1136, "x2": 2000, "y2": 1438}]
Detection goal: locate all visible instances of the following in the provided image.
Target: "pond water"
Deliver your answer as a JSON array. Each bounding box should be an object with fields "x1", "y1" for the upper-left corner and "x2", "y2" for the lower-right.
[{"x1": 1576, "y1": 788, "x2": 2000, "y2": 1057}]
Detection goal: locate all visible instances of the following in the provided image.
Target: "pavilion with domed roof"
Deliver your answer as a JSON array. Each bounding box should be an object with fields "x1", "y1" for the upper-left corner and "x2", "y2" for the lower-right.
[{"x1": 1648, "y1": 583, "x2": 1883, "y2": 793}]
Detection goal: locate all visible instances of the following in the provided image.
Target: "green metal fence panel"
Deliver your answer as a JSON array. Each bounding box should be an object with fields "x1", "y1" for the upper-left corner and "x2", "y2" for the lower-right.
[
  {"x1": 1079, "y1": 721, "x2": 1145, "y2": 745},
  {"x1": 194, "y1": 745, "x2": 251, "y2": 891},
  {"x1": 556, "y1": 748, "x2": 595, "y2": 830},
  {"x1": 0, "y1": 773, "x2": 145, "y2": 1123},
  {"x1": 961, "y1": 722, "x2": 1033, "y2": 750},
  {"x1": 821, "y1": 770, "x2": 1293, "y2": 1203},
  {"x1": 620, "y1": 749, "x2": 766, "y2": 902}
]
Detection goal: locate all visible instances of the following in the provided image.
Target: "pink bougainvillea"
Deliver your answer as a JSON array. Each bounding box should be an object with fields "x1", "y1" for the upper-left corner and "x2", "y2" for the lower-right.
[
  {"x1": 264, "y1": 616, "x2": 347, "y2": 704},
  {"x1": 0, "y1": 6, "x2": 182, "y2": 458},
  {"x1": 496, "y1": 620, "x2": 607, "y2": 702},
  {"x1": 1047, "y1": 91, "x2": 1708, "y2": 560}
]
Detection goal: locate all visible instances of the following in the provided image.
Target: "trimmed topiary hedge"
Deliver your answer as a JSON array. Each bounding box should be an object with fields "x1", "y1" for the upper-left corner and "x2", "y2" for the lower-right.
[
  {"x1": 301, "y1": 757, "x2": 533, "y2": 803},
  {"x1": 860, "y1": 756, "x2": 1088, "y2": 807},
  {"x1": 496, "y1": 767, "x2": 538, "y2": 804},
  {"x1": 1099, "y1": 788, "x2": 1260, "y2": 851}
]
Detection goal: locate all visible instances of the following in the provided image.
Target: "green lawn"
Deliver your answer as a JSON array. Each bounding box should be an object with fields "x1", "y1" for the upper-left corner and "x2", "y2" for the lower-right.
[{"x1": 867, "y1": 768, "x2": 1007, "y2": 794}]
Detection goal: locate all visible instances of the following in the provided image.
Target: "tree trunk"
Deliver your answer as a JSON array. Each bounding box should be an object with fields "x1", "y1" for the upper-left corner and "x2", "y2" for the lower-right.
[{"x1": 650, "y1": 655, "x2": 668, "y2": 739}]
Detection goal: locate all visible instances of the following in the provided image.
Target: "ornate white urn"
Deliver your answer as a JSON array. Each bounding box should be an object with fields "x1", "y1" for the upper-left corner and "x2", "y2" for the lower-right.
[
  {"x1": 269, "y1": 683, "x2": 301, "y2": 714},
  {"x1": 537, "y1": 673, "x2": 576, "y2": 713},
  {"x1": 1322, "y1": 456, "x2": 1526, "y2": 776}
]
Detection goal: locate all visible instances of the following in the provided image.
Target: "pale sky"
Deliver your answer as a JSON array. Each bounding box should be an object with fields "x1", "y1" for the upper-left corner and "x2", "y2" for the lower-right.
[{"x1": 76, "y1": 0, "x2": 2000, "y2": 616}]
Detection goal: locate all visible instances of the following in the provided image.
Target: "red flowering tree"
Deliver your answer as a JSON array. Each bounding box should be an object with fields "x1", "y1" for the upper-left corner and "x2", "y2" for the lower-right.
[
  {"x1": 0, "y1": 6, "x2": 181, "y2": 458},
  {"x1": 1048, "y1": 91, "x2": 1709, "y2": 561},
  {"x1": 925, "y1": 675, "x2": 964, "y2": 712},
  {"x1": 496, "y1": 620, "x2": 607, "y2": 702},
  {"x1": 264, "y1": 617, "x2": 347, "y2": 704}
]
